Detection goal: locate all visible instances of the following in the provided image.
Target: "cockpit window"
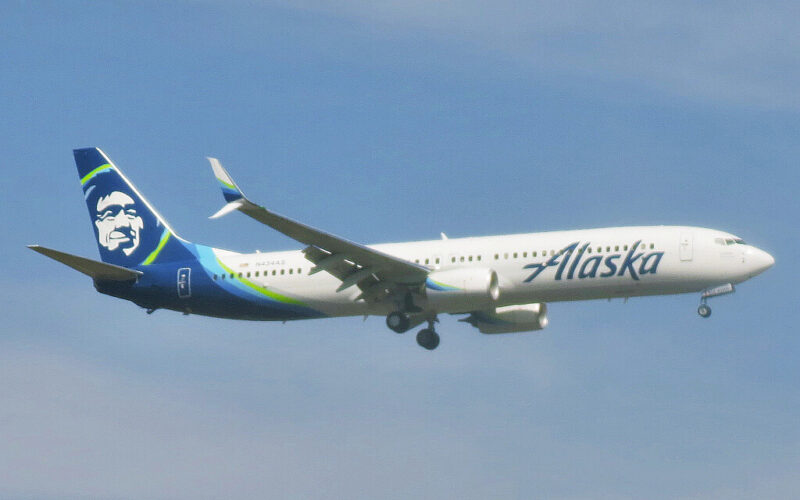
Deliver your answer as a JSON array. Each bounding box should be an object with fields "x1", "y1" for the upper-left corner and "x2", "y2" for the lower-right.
[{"x1": 716, "y1": 237, "x2": 746, "y2": 246}]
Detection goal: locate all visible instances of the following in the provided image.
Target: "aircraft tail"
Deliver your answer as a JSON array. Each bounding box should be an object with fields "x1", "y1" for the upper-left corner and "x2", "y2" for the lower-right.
[{"x1": 74, "y1": 148, "x2": 194, "y2": 268}]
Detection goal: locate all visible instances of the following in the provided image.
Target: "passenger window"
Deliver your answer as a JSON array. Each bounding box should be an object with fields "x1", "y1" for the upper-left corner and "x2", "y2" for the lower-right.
[
  {"x1": 477, "y1": 255, "x2": 482, "y2": 261},
  {"x1": 606, "y1": 246, "x2": 611, "y2": 252},
  {"x1": 247, "y1": 272, "x2": 251, "y2": 278},
  {"x1": 425, "y1": 258, "x2": 429, "y2": 265},
  {"x1": 298, "y1": 268, "x2": 302, "y2": 274},
  {"x1": 624, "y1": 245, "x2": 628, "y2": 251},
  {"x1": 597, "y1": 247, "x2": 601, "y2": 253},
  {"x1": 451, "y1": 257, "x2": 456, "y2": 263},
  {"x1": 513, "y1": 252, "x2": 518, "y2": 258},
  {"x1": 460, "y1": 256, "x2": 465, "y2": 262},
  {"x1": 468, "y1": 256, "x2": 473, "y2": 262},
  {"x1": 650, "y1": 243, "x2": 654, "y2": 249},
  {"x1": 272, "y1": 270, "x2": 276, "y2": 276},
  {"x1": 435, "y1": 258, "x2": 440, "y2": 264},
  {"x1": 494, "y1": 254, "x2": 499, "y2": 260},
  {"x1": 415, "y1": 259, "x2": 419, "y2": 264},
  {"x1": 213, "y1": 274, "x2": 217, "y2": 280},
  {"x1": 614, "y1": 245, "x2": 619, "y2": 251},
  {"x1": 523, "y1": 251, "x2": 527, "y2": 258},
  {"x1": 230, "y1": 273, "x2": 234, "y2": 279},
  {"x1": 280, "y1": 269, "x2": 285, "y2": 275},
  {"x1": 533, "y1": 251, "x2": 537, "y2": 257},
  {"x1": 504, "y1": 253, "x2": 509, "y2": 259},
  {"x1": 550, "y1": 250, "x2": 555, "y2": 256}
]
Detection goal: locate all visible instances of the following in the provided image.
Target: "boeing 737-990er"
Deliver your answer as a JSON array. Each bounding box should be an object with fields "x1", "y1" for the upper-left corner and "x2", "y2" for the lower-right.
[{"x1": 29, "y1": 148, "x2": 775, "y2": 350}]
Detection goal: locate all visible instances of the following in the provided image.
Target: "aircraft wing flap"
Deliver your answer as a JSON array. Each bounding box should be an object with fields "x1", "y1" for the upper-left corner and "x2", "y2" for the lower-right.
[
  {"x1": 208, "y1": 159, "x2": 429, "y2": 289},
  {"x1": 28, "y1": 245, "x2": 142, "y2": 281}
]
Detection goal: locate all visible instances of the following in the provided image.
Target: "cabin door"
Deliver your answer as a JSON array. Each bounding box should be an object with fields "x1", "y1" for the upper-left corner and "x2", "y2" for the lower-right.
[
  {"x1": 679, "y1": 233, "x2": 693, "y2": 261},
  {"x1": 177, "y1": 267, "x2": 191, "y2": 298}
]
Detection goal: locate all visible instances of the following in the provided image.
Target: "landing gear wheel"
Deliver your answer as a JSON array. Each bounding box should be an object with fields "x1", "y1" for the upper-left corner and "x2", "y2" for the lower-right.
[
  {"x1": 697, "y1": 304, "x2": 712, "y2": 318},
  {"x1": 386, "y1": 311, "x2": 411, "y2": 333},
  {"x1": 416, "y1": 328, "x2": 440, "y2": 350}
]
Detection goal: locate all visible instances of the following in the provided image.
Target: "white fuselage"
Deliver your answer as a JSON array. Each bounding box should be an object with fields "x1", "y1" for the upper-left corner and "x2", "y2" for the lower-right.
[{"x1": 211, "y1": 225, "x2": 774, "y2": 317}]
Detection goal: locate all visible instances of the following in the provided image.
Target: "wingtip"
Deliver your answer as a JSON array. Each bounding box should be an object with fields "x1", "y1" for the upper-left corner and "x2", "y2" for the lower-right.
[{"x1": 210, "y1": 200, "x2": 244, "y2": 219}]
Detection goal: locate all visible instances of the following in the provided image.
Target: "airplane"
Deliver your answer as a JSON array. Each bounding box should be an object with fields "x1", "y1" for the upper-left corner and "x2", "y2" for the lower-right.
[{"x1": 29, "y1": 148, "x2": 775, "y2": 350}]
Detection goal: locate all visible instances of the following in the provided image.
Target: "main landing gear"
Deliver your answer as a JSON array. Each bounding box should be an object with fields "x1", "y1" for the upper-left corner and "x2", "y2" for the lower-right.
[
  {"x1": 416, "y1": 319, "x2": 440, "y2": 351},
  {"x1": 697, "y1": 283, "x2": 735, "y2": 318},
  {"x1": 386, "y1": 311, "x2": 440, "y2": 350}
]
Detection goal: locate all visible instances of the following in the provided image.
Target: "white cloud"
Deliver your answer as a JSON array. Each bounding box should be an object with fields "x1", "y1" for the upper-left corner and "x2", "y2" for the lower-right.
[{"x1": 268, "y1": 0, "x2": 800, "y2": 109}]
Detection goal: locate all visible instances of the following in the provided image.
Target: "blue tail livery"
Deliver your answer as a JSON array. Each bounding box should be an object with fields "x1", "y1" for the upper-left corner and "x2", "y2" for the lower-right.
[
  {"x1": 28, "y1": 148, "x2": 773, "y2": 350},
  {"x1": 74, "y1": 148, "x2": 193, "y2": 268}
]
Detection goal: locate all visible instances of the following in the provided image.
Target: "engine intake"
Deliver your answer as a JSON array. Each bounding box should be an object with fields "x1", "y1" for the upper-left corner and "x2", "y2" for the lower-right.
[
  {"x1": 424, "y1": 268, "x2": 500, "y2": 312},
  {"x1": 462, "y1": 303, "x2": 549, "y2": 334}
]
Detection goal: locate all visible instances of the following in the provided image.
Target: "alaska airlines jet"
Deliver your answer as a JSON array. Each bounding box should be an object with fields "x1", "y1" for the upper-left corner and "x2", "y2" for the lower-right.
[{"x1": 29, "y1": 148, "x2": 775, "y2": 350}]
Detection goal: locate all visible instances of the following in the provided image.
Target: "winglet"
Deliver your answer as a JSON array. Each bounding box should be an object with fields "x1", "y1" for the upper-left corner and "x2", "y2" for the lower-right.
[
  {"x1": 210, "y1": 200, "x2": 245, "y2": 219},
  {"x1": 208, "y1": 157, "x2": 245, "y2": 203}
]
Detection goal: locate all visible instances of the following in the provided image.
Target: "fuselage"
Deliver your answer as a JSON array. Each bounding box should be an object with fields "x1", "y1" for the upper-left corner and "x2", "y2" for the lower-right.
[{"x1": 103, "y1": 225, "x2": 774, "y2": 321}]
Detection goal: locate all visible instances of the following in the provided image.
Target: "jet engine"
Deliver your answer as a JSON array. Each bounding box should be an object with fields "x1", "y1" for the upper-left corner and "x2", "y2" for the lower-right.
[
  {"x1": 462, "y1": 303, "x2": 549, "y2": 334},
  {"x1": 424, "y1": 268, "x2": 500, "y2": 312}
]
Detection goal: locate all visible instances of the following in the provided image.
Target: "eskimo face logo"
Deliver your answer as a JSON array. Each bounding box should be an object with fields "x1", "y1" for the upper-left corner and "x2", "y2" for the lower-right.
[{"x1": 94, "y1": 191, "x2": 144, "y2": 256}]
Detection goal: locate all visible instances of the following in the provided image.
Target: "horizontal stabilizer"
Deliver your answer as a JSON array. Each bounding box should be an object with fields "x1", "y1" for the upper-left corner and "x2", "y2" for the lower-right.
[{"x1": 28, "y1": 245, "x2": 143, "y2": 281}]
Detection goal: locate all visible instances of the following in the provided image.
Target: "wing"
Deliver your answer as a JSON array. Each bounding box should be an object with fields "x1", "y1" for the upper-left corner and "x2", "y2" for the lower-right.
[{"x1": 207, "y1": 158, "x2": 429, "y2": 301}]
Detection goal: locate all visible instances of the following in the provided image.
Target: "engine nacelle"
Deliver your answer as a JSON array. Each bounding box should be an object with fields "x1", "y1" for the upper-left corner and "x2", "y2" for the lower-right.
[
  {"x1": 424, "y1": 268, "x2": 500, "y2": 312},
  {"x1": 463, "y1": 303, "x2": 548, "y2": 334}
]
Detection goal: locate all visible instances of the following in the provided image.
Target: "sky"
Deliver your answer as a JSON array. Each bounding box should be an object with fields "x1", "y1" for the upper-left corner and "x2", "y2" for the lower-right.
[{"x1": 1, "y1": 1, "x2": 798, "y2": 498}]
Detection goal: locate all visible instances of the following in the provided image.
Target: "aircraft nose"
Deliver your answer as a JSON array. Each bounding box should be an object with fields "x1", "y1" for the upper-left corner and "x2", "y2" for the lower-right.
[{"x1": 750, "y1": 247, "x2": 775, "y2": 275}]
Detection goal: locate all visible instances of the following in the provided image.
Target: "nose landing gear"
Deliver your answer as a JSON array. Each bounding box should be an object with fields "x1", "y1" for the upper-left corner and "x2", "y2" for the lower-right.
[{"x1": 697, "y1": 283, "x2": 735, "y2": 318}]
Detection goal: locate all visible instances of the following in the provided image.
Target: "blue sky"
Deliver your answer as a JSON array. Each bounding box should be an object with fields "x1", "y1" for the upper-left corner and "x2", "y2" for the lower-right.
[{"x1": 1, "y1": 1, "x2": 798, "y2": 498}]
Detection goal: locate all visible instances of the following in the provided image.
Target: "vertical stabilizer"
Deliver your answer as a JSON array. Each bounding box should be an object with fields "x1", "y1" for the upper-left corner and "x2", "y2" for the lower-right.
[{"x1": 74, "y1": 147, "x2": 193, "y2": 268}]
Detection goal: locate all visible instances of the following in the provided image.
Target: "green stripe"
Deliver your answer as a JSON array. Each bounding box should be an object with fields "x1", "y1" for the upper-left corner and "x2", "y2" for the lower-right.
[
  {"x1": 429, "y1": 279, "x2": 460, "y2": 290},
  {"x1": 218, "y1": 178, "x2": 237, "y2": 191},
  {"x1": 80, "y1": 164, "x2": 113, "y2": 185},
  {"x1": 216, "y1": 258, "x2": 306, "y2": 306},
  {"x1": 141, "y1": 231, "x2": 171, "y2": 265}
]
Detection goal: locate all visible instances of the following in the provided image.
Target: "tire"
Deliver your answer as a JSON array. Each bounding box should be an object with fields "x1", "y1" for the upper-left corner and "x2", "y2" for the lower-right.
[
  {"x1": 416, "y1": 328, "x2": 440, "y2": 350},
  {"x1": 697, "y1": 304, "x2": 712, "y2": 318}
]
